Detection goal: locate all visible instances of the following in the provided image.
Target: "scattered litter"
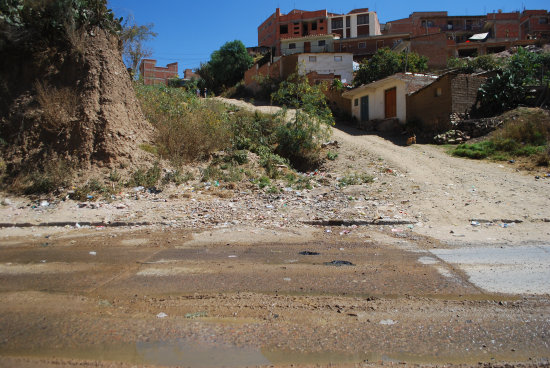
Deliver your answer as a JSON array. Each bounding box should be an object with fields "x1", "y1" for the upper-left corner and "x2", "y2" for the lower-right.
[
  {"x1": 339, "y1": 247, "x2": 345, "y2": 251},
  {"x1": 98, "y1": 299, "x2": 112, "y2": 307},
  {"x1": 283, "y1": 277, "x2": 291, "y2": 281},
  {"x1": 407, "y1": 224, "x2": 414, "y2": 229},
  {"x1": 380, "y1": 319, "x2": 397, "y2": 325},
  {"x1": 325, "y1": 229, "x2": 332, "y2": 233},
  {"x1": 324, "y1": 260, "x2": 355, "y2": 267},
  {"x1": 228, "y1": 255, "x2": 237, "y2": 258},
  {"x1": 89, "y1": 251, "x2": 97, "y2": 256},
  {"x1": 471, "y1": 221, "x2": 480, "y2": 227},
  {"x1": 391, "y1": 228, "x2": 403, "y2": 233},
  {"x1": 299, "y1": 251, "x2": 320, "y2": 256},
  {"x1": 40, "y1": 200, "x2": 49, "y2": 207},
  {"x1": 185, "y1": 311, "x2": 207, "y2": 319},
  {"x1": 156, "y1": 312, "x2": 168, "y2": 319},
  {"x1": 40, "y1": 260, "x2": 46, "y2": 263},
  {"x1": 133, "y1": 186, "x2": 145, "y2": 192},
  {"x1": 76, "y1": 223, "x2": 81, "y2": 228}
]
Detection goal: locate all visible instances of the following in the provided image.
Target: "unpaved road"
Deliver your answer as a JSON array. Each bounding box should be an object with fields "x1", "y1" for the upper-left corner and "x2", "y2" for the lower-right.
[{"x1": 1, "y1": 99, "x2": 549, "y2": 367}]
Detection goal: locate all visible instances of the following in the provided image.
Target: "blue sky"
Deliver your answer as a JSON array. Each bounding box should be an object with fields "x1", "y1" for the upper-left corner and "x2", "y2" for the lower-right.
[{"x1": 107, "y1": 0, "x2": 549, "y2": 74}]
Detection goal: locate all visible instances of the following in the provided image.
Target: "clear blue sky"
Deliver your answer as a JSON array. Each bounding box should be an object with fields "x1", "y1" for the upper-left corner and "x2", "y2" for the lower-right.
[{"x1": 107, "y1": 0, "x2": 549, "y2": 74}]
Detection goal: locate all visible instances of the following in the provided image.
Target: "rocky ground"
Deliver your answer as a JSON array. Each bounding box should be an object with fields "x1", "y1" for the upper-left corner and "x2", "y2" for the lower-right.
[{"x1": 1, "y1": 99, "x2": 549, "y2": 367}]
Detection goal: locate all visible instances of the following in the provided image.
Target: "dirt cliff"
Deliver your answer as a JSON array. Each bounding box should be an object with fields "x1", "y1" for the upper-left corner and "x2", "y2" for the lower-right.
[{"x1": 0, "y1": 25, "x2": 153, "y2": 183}]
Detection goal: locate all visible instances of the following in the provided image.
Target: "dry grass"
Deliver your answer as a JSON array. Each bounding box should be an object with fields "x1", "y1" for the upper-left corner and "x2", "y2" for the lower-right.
[{"x1": 35, "y1": 81, "x2": 79, "y2": 133}]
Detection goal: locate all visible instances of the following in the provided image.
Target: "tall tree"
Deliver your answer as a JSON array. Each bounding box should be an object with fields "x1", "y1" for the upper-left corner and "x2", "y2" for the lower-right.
[
  {"x1": 353, "y1": 47, "x2": 428, "y2": 86},
  {"x1": 199, "y1": 40, "x2": 253, "y2": 93},
  {"x1": 120, "y1": 17, "x2": 157, "y2": 77}
]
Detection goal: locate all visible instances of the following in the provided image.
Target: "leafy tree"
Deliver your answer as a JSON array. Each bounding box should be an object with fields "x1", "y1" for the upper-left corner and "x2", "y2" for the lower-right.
[
  {"x1": 447, "y1": 55, "x2": 502, "y2": 73},
  {"x1": 477, "y1": 48, "x2": 550, "y2": 116},
  {"x1": 120, "y1": 18, "x2": 157, "y2": 77},
  {"x1": 0, "y1": 0, "x2": 122, "y2": 45},
  {"x1": 199, "y1": 40, "x2": 253, "y2": 93},
  {"x1": 353, "y1": 47, "x2": 428, "y2": 86},
  {"x1": 271, "y1": 70, "x2": 334, "y2": 169}
]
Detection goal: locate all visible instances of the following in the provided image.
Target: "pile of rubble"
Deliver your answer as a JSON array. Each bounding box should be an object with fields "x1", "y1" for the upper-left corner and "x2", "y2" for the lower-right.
[
  {"x1": 434, "y1": 114, "x2": 503, "y2": 144},
  {"x1": 433, "y1": 130, "x2": 471, "y2": 145}
]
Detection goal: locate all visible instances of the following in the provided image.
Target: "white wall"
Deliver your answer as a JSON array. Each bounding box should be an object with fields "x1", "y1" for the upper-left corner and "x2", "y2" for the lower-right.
[
  {"x1": 280, "y1": 38, "x2": 335, "y2": 55},
  {"x1": 349, "y1": 79, "x2": 407, "y2": 122},
  {"x1": 297, "y1": 53, "x2": 354, "y2": 84},
  {"x1": 328, "y1": 12, "x2": 382, "y2": 38}
]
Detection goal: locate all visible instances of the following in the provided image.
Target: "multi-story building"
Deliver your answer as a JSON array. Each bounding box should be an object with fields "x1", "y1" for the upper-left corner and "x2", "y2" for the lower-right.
[
  {"x1": 139, "y1": 59, "x2": 178, "y2": 86},
  {"x1": 258, "y1": 8, "x2": 381, "y2": 56},
  {"x1": 383, "y1": 10, "x2": 550, "y2": 67}
]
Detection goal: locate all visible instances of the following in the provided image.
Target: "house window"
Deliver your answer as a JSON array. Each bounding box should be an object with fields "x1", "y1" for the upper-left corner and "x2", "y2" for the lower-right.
[
  {"x1": 318, "y1": 40, "x2": 326, "y2": 46},
  {"x1": 312, "y1": 22, "x2": 318, "y2": 30},
  {"x1": 357, "y1": 14, "x2": 369, "y2": 25},
  {"x1": 421, "y1": 20, "x2": 435, "y2": 28},
  {"x1": 309, "y1": 56, "x2": 317, "y2": 62},
  {"x1": 334, "y1": 56, "x2": 342, "y2": 62},
  {"x1": 358, "y1": 42, "x2": 366, "y2": 49},
  {"x1": 331, "y1": 18, "x2": 343, "y2": 29},
  {"x1": 540, "y1": 17, "x2": 549, "y2": 24},
  {"x1": 280, "y1": 25, "x2": 288, "y2": 34},
  {"x1": 289, "y1": 43, "x2": 296, "y2": 49},
  {"x1": 346, "y1": 17, "x2": 351, "y2": 27},
  {"x1": 435, "y1": 87, "x2": 442, "y2": 97},
  {"x1": 354, "y1": 99, "x2": 359, "y2": 107},
  {"x1": 447, "y1": 21, "x2": 453, "y2": 30}
]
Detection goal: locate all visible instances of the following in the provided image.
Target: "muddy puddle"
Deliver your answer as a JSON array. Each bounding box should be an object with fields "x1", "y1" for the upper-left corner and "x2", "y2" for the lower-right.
[
  {"x1": 1, "y1": 342, "x2": 539, "y2": 367},
  {"x1": 1, "y1": 342, "x2": 269, "y2": 367}
]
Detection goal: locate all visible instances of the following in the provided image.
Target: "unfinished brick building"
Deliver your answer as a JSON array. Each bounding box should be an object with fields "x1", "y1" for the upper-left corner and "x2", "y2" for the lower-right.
[
  {"x1": 139, "y1": 59, "x2": 178, "y2": 86},
  {"x1": 383, "y1": 10, "x2": 550, "y2": 67},
  {"x1": 258, "y1": 8, "x2": 381, "y2": 56}
]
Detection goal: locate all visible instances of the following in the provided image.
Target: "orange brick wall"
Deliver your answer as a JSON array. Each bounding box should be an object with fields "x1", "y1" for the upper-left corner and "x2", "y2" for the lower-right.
[{"x1": 139, "y1": 59, "x2": 178, "y2": 86}]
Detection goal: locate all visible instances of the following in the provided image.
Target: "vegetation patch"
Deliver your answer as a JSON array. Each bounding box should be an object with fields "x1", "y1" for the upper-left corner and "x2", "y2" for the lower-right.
[{"x1": 452, "y1": 108, "x2": 550, "y2": 163}]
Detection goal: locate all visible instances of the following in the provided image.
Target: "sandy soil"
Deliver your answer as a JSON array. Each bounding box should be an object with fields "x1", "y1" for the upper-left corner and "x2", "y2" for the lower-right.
[{"x1": 1, "y1": 98, "x2": 549, "y2": 367}]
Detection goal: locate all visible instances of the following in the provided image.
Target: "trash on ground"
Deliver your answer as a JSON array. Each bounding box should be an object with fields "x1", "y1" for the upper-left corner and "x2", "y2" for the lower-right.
[
  {"x1": 299, "y1": 251, "x2": 320, "y2": 256},
  {"x1": 380, "y1": 319, "x2": 397, "y2": 325},
  {"x1": 324, "y1": 260, "x2": 355, "y2": 267},
  {"x1": 471, "y1": 221, "x2": 480, "y2": 226},
  {"x1": 185, "y1": 311, "x2": 207, "y2": 319},
  {"x1": 156, "y1": 312, "x2": 168, "y2": 319},
  {"x1": 89, "y1": 251, "x2": 97, "y2": 256}
]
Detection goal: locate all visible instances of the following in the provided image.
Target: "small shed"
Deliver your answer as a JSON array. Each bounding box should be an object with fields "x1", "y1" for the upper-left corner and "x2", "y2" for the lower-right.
[{"x1": 342, "y1": 73, "x2": 437, "y2": 126}]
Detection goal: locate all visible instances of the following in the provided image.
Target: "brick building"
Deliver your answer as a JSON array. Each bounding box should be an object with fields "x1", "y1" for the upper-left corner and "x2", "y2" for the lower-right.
[
  {"x1": 139, "y1": 59, "x2": 178, "y2": 86},
  {"x1": 383, "y1": 10, "x2": 549, "y2": 67},
  {"x1": 407, "y1": 71, "x2": 491, "y2": 133},
  {"x1": 258, "y1": 8, "x2": 381, "y2": 56}
]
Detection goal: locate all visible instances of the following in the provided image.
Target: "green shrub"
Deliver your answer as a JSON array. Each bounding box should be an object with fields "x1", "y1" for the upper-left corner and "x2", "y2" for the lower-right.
[
  {"x1": 326, "y1": 151, "x2": 338, "y2": 161},
  {"x1": 130, "y1": 163, "x2": 161, "y2": 188},
  {"x1": 338, "y1": 173, "x2": 374, "y2": 187},
  {"x1": 162, "y1": 170, "x2": 193, "y2": 185},
  {"x1": 136, "y1": 84, "x2": 231, "y2": 164},
  {"x1": 23, "y1": 160, "x2": 73, "y2": 194}
]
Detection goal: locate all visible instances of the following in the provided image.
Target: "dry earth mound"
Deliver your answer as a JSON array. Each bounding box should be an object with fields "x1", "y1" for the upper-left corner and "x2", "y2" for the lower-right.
[{"x1": 0, "y1": 23, "x2": 153, "y2": 187}]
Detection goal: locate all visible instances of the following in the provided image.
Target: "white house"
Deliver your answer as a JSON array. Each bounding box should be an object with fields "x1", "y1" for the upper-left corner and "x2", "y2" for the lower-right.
[
  {"x1": 342, "y1": 73, "x2": 437, "y2": 124},
  {"x1": 297, "y1": 53, "x2": 354, "y2": 84}
]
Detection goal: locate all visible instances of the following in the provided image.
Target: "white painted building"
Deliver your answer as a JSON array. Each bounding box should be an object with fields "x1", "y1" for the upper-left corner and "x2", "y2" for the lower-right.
[
  {"x1": 297, "y1": 53, "x2": 354, "y2": 84},
  {"x1": 280, "y1": 34, "x2": 340, "y2": 56},
  {"x1": 342, "y1": 73, "x2": 438, "y2": 123},
  {"x1": 328, "y1": 9, "x2": 381, "y2": 39}
]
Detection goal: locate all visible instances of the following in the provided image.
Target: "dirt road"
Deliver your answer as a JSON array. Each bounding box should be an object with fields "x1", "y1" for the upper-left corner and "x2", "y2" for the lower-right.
[{"x1": 1, "y1": 99, "x2": 549, "y2": 367}]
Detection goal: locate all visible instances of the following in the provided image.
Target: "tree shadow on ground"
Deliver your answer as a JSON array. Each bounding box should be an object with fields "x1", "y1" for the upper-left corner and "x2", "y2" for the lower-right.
[{"x1": 333, "y1": 120, "x2": 432, "y2": 147}]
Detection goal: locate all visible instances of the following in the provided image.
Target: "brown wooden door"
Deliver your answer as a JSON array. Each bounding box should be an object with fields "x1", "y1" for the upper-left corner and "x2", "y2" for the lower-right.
[
  {"x1": 385, "y1": 87, "x2": 397, "y2": 118},
  {"x1": 304, "y1": 42, "x2": 311, "y2": 53}
]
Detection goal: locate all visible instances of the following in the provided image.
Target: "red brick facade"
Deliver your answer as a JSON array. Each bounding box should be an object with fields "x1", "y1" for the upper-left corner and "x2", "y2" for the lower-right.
[
  {"x1": 139, "y1": 59, "x2": 178, "y2": 86},
  {"x1": 258, "y1": 8, "x2": 329, "y2": 56},
  {"x1": 383, "y1": 9, "x2": 549, "y2": 67}
]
